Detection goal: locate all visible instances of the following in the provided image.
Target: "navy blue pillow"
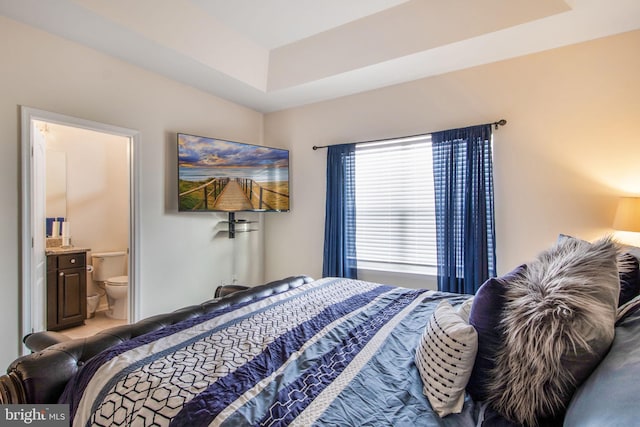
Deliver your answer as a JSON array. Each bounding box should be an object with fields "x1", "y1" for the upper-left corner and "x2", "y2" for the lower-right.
[
  {"x1": 618, "y1": 252, "x2": 640, "y2": 306},
  {"x1": 466, "y1": 264, "x2": 527, "y2": 402}
]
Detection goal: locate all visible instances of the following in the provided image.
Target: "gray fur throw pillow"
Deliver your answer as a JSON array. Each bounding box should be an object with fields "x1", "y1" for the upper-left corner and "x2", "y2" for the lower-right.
[{"x1": 487, "y1": 236, "x2": 619, "y2": 426}]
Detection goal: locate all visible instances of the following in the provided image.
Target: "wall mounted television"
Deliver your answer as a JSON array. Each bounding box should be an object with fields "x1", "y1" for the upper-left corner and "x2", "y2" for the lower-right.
[{"x1": 178, "y1": 133, "x2": 289, "y2": 212}]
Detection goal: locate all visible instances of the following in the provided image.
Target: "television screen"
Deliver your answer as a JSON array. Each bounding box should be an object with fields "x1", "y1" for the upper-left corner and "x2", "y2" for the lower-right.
[{"x1": 178, "y1": 133, "x2": 289, "y2": 212}]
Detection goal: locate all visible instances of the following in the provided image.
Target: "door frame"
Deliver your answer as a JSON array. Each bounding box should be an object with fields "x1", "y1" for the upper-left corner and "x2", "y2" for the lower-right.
[{"x1": 20, "y1": 106, "x2": 140, "y2": 350}]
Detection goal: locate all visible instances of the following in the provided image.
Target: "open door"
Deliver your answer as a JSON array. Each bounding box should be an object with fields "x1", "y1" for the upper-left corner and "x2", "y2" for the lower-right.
[{"x1": 20, "y1": 107, "x2": 140, "y2": 352}]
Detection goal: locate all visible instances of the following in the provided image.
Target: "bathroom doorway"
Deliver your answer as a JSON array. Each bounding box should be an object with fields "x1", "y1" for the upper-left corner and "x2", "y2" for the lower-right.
[{"x1": 21, "y1": 107, "x2": 140, "y2": 348}]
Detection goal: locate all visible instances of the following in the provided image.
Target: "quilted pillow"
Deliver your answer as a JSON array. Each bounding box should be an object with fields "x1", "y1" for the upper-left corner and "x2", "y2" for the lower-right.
[
  {"x1": 486, "y1": 236, "x2": 619, "y2": 426},
  {"x1": 415, "y1": 300, "x2": 478, "y2": 417}
]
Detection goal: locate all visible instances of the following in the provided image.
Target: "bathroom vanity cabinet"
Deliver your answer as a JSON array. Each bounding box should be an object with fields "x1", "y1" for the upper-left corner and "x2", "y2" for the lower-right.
[{"x1": 46, "y1": 250, "x2": 87, "y2": 331}]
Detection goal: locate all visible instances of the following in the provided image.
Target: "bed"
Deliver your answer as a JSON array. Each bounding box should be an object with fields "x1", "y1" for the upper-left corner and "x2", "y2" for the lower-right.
[{"x1": 2, "y1": 237, "x2": 640, "y2": 426}]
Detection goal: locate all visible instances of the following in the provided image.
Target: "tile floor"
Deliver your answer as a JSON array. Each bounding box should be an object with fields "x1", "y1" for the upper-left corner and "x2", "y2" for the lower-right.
[{"x1": 61, "y1": 310, "x2": 127, "y2": 340}]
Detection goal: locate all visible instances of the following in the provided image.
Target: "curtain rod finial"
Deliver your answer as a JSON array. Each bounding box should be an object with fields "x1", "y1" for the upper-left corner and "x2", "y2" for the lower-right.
[{"x1": 495, "y1": 119, "x2": 507, "y2": 129}]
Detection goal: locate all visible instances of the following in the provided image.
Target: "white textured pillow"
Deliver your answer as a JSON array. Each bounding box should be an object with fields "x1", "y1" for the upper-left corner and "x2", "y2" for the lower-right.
[
  {"x1": 415, "y1": 300, "x2": 478, "y2": 417},
  {"x1": 456, "y1": 297, "x2": 474, "y2": 323}
]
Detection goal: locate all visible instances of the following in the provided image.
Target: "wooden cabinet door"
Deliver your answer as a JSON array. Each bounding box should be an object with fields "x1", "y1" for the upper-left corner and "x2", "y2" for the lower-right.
[
  {"x1": 57, "y1": 267, "x2": 86, "y2": 327},
  {"x1": 47, "y1": 252, "x2": 87, "y2": 330}
]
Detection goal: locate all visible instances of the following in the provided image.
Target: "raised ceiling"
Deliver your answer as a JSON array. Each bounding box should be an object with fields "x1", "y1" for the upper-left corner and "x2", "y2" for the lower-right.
[{"x1": 2, "y1": 0, "x2": 640, "y2": 112}]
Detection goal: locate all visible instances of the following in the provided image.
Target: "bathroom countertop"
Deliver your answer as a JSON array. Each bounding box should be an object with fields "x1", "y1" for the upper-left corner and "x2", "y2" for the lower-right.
[{"x1": 45, "y1": 247, "x2": 91, "y2": 256}]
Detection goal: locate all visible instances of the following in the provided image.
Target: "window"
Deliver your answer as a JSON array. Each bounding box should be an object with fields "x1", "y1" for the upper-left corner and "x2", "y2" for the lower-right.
[{"x1": 353, "y1": 135, "x2": 436, "y2": 275}]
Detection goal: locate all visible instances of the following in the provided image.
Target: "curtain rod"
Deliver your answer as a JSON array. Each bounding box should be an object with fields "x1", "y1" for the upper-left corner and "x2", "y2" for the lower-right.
[{"x1": 311, "y1": 119, "x2": 507, "y2": 150}]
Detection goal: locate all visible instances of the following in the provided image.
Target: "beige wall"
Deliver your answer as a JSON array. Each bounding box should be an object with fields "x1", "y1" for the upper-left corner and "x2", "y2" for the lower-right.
[
  {"x1": 0, "y1": 16, "x2": 264, "y2": 368},
  {"x1": 264, "y1": 30, "x2": 640, "y2": 285}
]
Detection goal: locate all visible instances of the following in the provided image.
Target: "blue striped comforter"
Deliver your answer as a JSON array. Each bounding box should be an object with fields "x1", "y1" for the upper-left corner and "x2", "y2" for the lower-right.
[{"x1": 61, "y1": 278, "x2": 499, "y2": 426}]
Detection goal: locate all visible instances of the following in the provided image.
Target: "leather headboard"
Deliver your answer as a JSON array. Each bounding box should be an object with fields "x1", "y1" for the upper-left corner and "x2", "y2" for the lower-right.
[{"x1": 0, "y1": 275, "x2": 313, "y2": 404}]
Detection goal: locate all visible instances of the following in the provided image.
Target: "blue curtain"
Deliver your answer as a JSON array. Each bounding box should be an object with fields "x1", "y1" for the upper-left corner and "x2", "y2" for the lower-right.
[
  {"x1": 432, "y1": 124, "x2": 496, "y2": 294},
  {"x1": 322, "y1": 143, "x2": 358, "y2": 278}
]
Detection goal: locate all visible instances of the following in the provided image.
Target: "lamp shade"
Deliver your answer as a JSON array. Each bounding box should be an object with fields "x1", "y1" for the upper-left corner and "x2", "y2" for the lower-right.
[{"x1": 613, "y1": 197, "x2": 640, "y2": 232}]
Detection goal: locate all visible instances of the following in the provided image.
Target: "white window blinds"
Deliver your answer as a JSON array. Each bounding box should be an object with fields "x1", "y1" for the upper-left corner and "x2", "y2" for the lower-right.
[{"x1": 354, "y1": 135, "x2": 437, "y2": 274}]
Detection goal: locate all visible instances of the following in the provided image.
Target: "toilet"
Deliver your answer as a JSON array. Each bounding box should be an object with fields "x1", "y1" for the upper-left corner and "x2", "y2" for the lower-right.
[{"x1": 91, "y1": 251, "x2": 128, "y2": 320}]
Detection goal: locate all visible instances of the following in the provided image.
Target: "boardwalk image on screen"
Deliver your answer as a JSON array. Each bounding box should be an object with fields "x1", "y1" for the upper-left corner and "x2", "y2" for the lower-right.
[{"x1": 178, "y1": 133, "x2": 289, "y2": 212}]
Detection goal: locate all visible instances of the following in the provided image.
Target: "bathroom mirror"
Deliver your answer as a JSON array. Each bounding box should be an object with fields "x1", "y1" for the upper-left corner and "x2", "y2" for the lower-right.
[{"x1": 46, "y1": 150, "x2": 67, "y2": 218}]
